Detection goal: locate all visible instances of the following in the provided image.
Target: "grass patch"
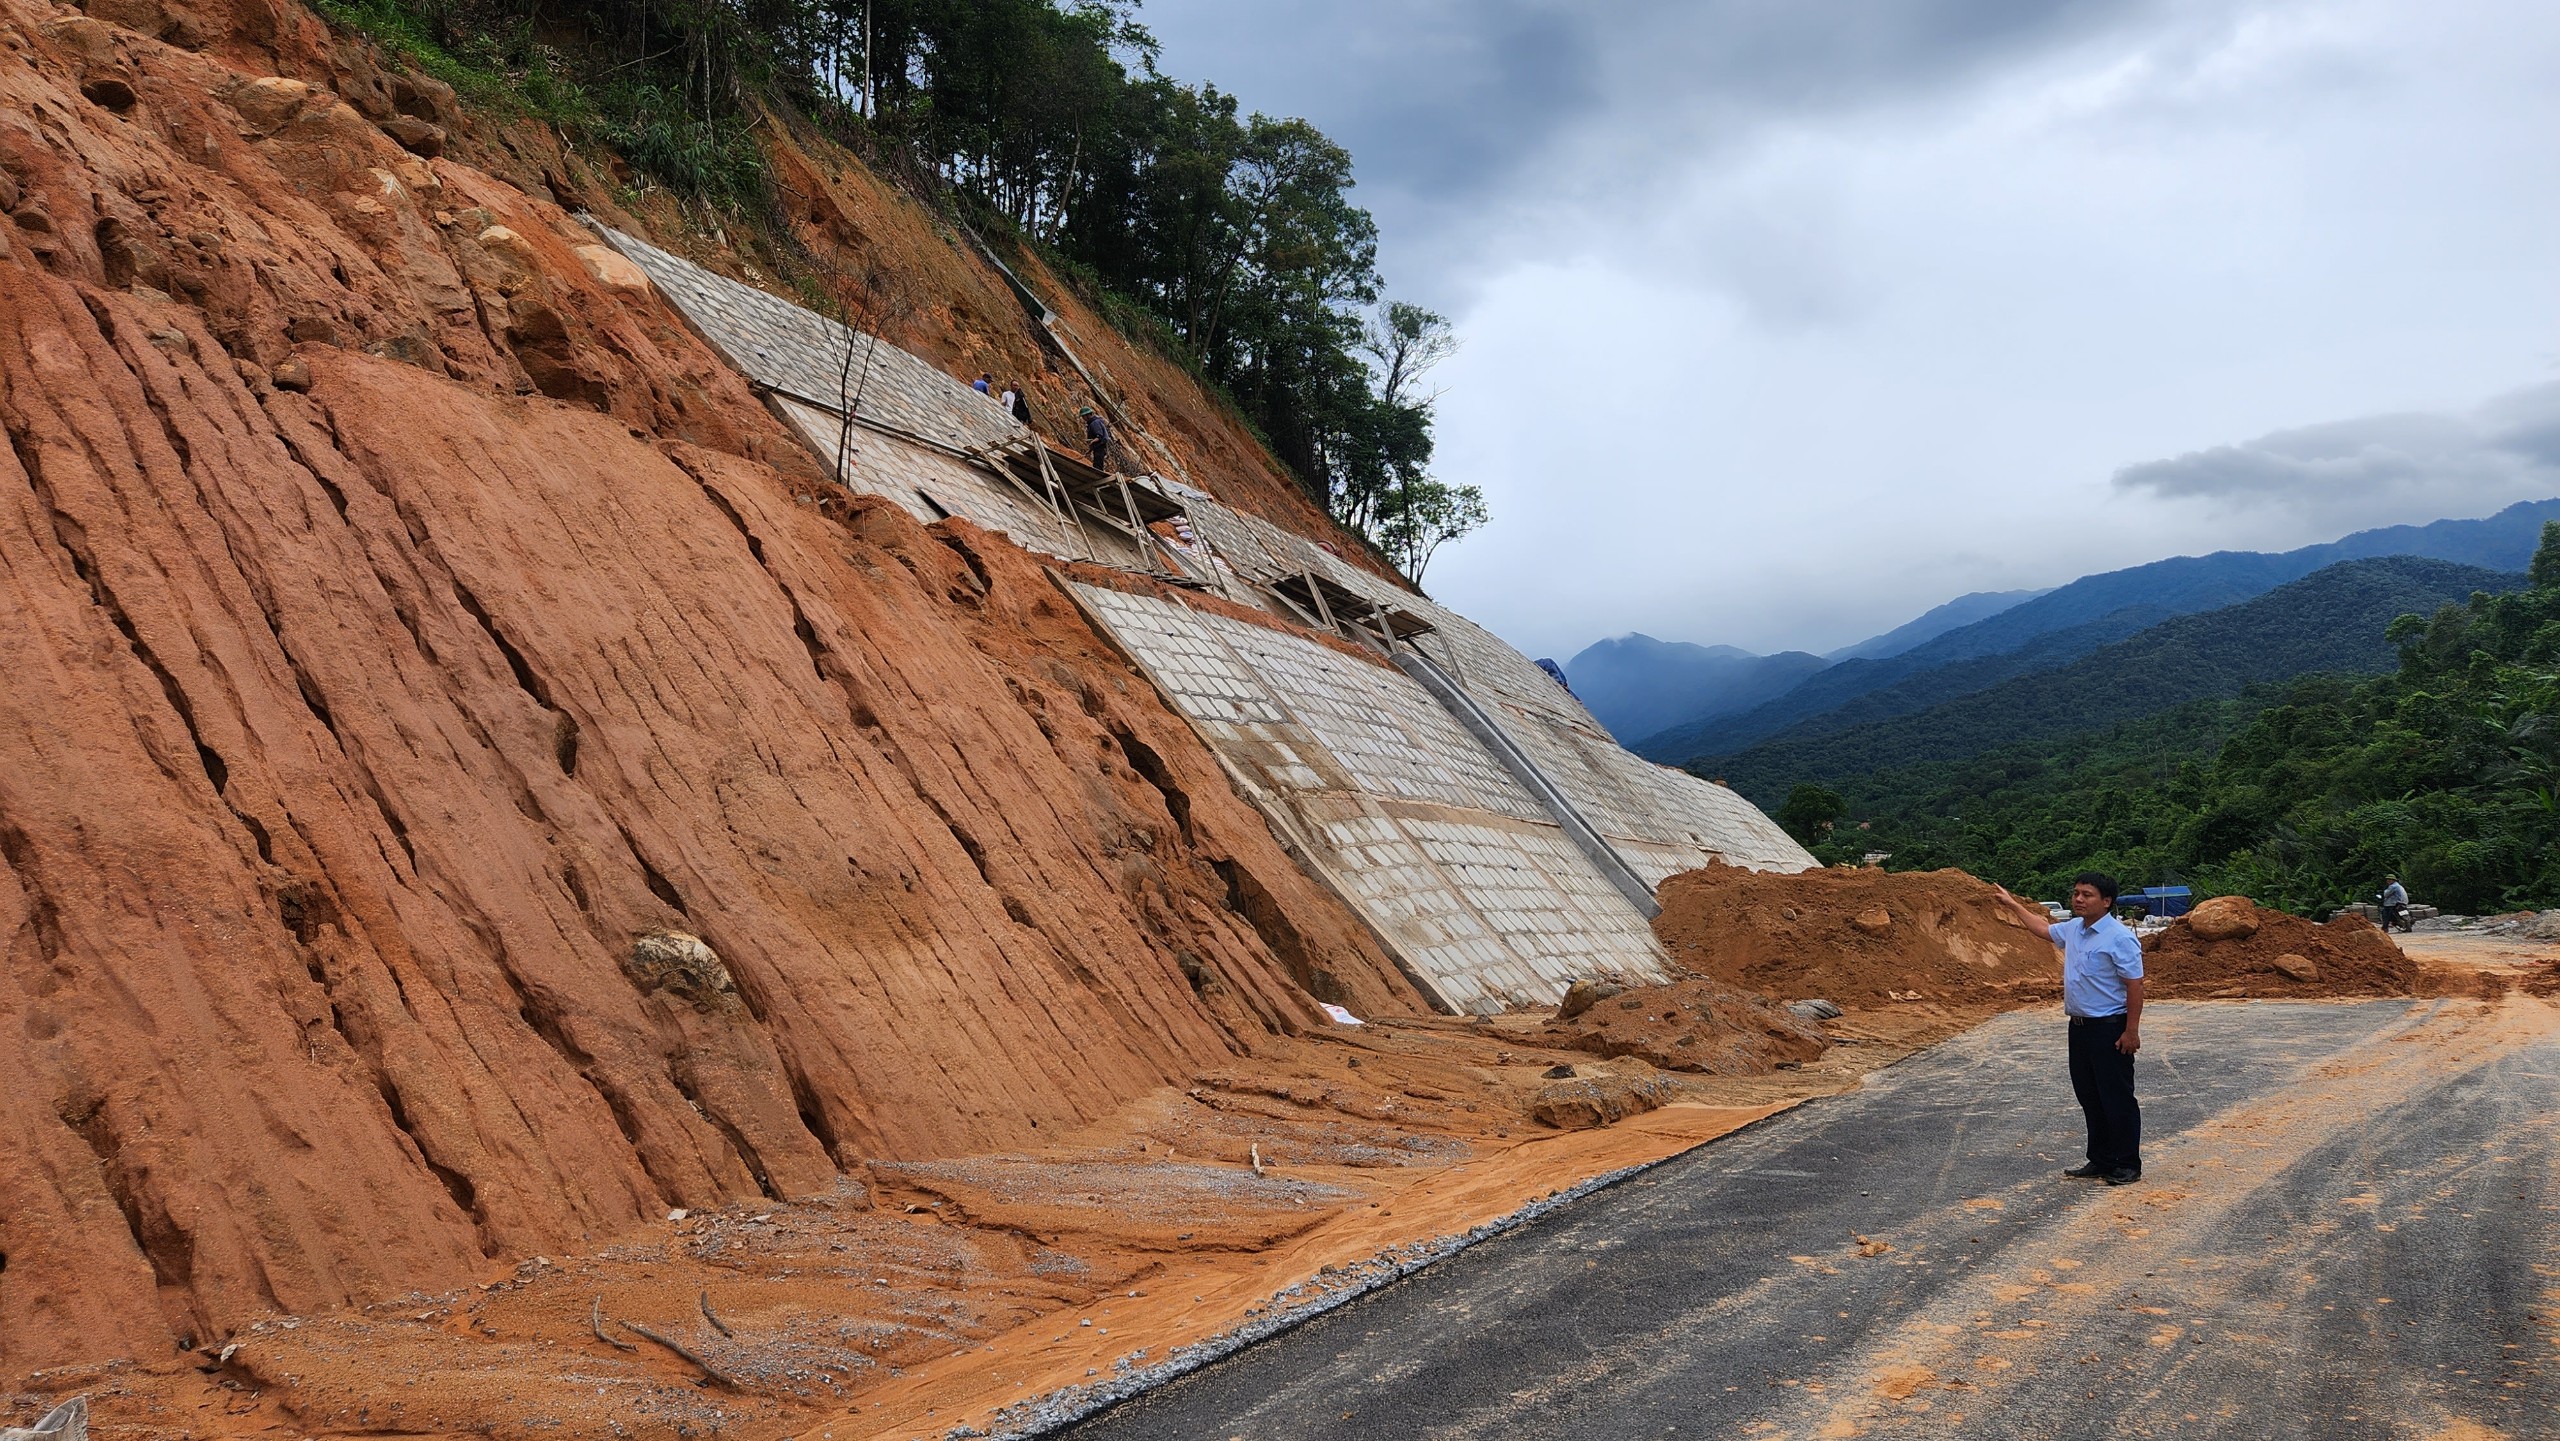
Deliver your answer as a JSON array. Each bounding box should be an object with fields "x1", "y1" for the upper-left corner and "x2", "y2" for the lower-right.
[{"x1": 307, "y1": 0, "x2": 766, "y2": 206}]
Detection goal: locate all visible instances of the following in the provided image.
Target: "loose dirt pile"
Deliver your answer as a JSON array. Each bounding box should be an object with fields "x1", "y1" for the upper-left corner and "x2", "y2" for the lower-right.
[
  {"x1": 1536, "y1": 976, "x2": 1829, "y2": 1075},
  {"x1": 2143, "y1": 901, "x2": 2418, "y2": 998},
  {"x1": 1653, "y1": 861, "x2": 2056, "y2": 1009}
]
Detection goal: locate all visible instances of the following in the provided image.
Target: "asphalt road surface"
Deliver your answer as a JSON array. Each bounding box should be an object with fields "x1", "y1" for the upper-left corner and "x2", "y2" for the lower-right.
[{"x1": 1064, "y1": 998, "x2": 2558, "y2": 1440}]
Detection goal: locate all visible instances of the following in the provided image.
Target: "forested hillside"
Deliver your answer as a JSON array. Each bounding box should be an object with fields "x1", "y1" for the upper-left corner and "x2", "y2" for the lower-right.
[
  {"x1": 1769, "y1": 527, "x2": 2560, "y2": 915},
  {"x1": 322, "y1": 0, "x2": 1484, "y2": 574},
  {"x1": 1637, "y1": 601, "x2": 2182, "y2": 760},
  {"x1": 1705, "y1": 556, "x2": 2521, "y2": 805}
]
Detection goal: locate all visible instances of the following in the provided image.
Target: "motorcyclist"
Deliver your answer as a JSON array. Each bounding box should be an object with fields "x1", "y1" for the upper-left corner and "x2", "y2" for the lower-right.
[{"x1": 2379, "y1": 876, "x2": 2411, "y2": 932}]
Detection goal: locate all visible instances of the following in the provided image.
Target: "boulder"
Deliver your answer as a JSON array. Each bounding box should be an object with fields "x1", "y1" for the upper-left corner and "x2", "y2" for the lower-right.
[
  {"x1": 1555, "y1": 978, "x2": 1623, "y2": 1020},
  {"x1": 1788, "y1": 998, "x2": 1844, "y2": 1021},
  {"x1": 1851, "y1": 907, "x2": 1892, "y2": 935},
  {"x1": 576, "y1": 243, "x2": 652, "y2": 294},
  {"x1": 2523, "y1": 909, "x2": 2560, "y2": 941},
  {"x1": 228, "y1": 75, "x2": 313, "y2": 133},
  {"x1": 1530, "y1": 1065, "x2": 1677, "y2": 1130},
  {"x1": 2186, "y1": 895, "x2": 2261, "y2": 942},
  {"x1": 89, "y1": 0, "x2": 175, "y2": 38},
  {"x1": 39, "y1": 16, "x2": 117, "y2": 62},
  {"x1": 2270, "y1": 952, "x2": 2319, "y2": 983}
]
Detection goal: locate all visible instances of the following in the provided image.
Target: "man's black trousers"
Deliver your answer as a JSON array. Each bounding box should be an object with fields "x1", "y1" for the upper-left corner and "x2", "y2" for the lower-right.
[{"x1": 2067, "y1": 1014, "x2": 2141, "y2": 1174}]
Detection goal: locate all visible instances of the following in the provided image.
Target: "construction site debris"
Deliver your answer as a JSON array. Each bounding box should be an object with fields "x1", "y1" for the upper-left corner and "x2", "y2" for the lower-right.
[
  {"x1": 1529, "y1": 1064, "x2": 1681, "y2": 1129},
  {"x1": 1536, "y1": 976, "x2": 1828, "y2": 1075},
  {"x1": 1654, "y1": 861, "x2": 2054, "y2": 1009},
  {"x1": 1789, "y1": 998, "x2": 1846, "y2": 1021},
  {"x1": 1653, "y1": 861, "x2": 2419, "y2": 1011},
  {"x1": 2142, "y1": 901, "x2": 2415, "y2": 998}
]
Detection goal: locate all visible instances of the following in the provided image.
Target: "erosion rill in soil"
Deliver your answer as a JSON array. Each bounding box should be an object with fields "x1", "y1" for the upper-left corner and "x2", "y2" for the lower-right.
[{"x1": 0, "y1": 0, "x2": 1421, "y2": 1378}]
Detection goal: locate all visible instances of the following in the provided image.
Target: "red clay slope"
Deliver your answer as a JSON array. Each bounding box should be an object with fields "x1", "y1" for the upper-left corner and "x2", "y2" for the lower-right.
[{"x1": 0, "y1": 0, "x2": 1422, "y2": 1376}]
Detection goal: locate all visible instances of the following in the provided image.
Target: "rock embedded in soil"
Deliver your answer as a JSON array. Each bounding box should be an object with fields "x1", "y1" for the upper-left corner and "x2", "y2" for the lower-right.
[
  {"x1": 1555, "y1": 979, "x2": 1624, "y2": 1020},
  {"x1": 1851, "y1": 907, "x2": 1893, "y2": 935},
  {"x1": 576, "y1": 243, "x2": 652, "y2": 294},
  {"x1": 2271, "y1": 952, "x2": 2319, "y2": 982},
  {"x1": 2185, "y1": 895, "x2": 2262, "y2": 942}
]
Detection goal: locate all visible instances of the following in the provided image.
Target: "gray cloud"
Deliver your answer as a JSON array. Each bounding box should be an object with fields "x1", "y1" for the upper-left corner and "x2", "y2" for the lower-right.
[
  {"x1": 1141, "y1": 0, "x2": 2164, "y2": 296},
  {"x1": 2111, "y1": 382, "x2": 2560, "y2": 515},
  {"x1": 1129, "y1": 2, "x2": 2560, "y2": 659}
]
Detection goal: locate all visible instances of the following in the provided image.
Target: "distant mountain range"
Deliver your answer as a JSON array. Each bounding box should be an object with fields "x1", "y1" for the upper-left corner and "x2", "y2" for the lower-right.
[
  {"x1": 1697, "y1": 555, "x2": 2526, "y2": 806},
  {"x1": 1611, "y1": 498, "x2": 2560, "y2": 763},
  {"x1": 1822, "y1": 587, "x2": 2050, "y2": 662},
  {"x1": 1565, "y1": 586, "x2": 2054, "y2": 742},
  {"x1": 1563, "y1": 636, "x2": 1828, "y2": 743}
]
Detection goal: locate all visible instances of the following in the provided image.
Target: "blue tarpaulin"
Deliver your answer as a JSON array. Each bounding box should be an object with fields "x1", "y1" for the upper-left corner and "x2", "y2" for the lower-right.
[{"x1": 2130, "y1": 886, "x2": 2193, "y2": 918}]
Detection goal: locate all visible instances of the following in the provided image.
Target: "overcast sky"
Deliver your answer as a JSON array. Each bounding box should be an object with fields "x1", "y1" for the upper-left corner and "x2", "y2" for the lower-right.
[{"x1": 1137, "y1": 0, "x2": 2560, "y2": 660}]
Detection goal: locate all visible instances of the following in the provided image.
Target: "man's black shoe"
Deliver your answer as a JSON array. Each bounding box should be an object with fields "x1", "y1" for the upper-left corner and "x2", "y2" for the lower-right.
[
  {"x1": 2103, "y1": 1168, "x2": 2142, "y2": 1186},
  {"x1": 2063, "y1": 1162, "x2": 2109, "y2": 1178}
]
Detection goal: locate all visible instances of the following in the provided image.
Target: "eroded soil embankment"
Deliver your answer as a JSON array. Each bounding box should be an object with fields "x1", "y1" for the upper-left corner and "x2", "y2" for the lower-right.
[
  {"x1": 9, "y1": 1012, "x2": 1917, "y2": 1441},
  {"x1": 1, "y1": 0, "x2": 1423, "y2": 1377}
]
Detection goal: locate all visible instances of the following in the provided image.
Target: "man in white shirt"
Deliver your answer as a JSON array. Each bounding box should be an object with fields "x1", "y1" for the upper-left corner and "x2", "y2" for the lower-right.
[{"x1": 1993, "y1": 873, "x2": 2146, "y2": 1185}]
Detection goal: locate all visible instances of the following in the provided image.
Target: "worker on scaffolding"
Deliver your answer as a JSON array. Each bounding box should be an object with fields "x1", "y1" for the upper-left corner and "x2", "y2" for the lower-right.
[{"x1": 1080, "y1": 405, "x2": 1113, "y2": 470}]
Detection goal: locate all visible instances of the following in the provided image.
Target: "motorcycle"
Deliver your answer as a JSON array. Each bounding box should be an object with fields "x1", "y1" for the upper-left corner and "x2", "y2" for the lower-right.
[{"x1": 2375, "y1": 892, "x2": 2413, "y2": 933}]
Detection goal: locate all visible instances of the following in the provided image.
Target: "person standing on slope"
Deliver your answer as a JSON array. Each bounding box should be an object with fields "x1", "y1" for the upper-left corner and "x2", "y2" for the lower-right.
[
  {"x1": 1080, "y1": 406, "x2": 1112, "y2": 470},
  {"x1": 1991, "y1": 873, "x2": 2145, "y2": 1185}
]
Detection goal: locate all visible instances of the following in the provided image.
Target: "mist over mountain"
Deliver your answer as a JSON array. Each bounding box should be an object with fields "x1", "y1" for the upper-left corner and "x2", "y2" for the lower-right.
[
  {"x1": 1564, "y1": 635, "x2": 1827, "y2": 742},
  {"x1": 1824, "y1": 588, "x2": 2049, "y2": 662}
]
